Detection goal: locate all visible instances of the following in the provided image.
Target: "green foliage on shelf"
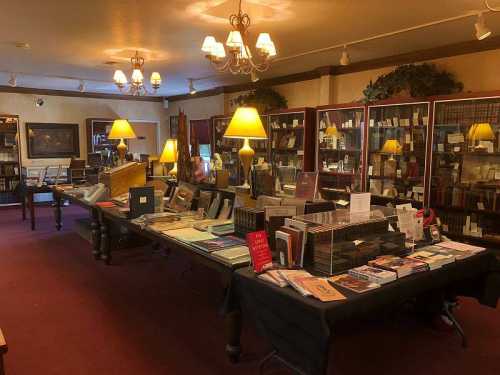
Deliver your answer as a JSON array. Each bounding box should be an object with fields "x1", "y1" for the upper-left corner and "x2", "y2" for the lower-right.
[
  {"x1": 363, "y1": 63, "x2": 463, "y2": 103},
  {"x1": 230, "y1": 87, "x2": 288, "y2": 113}
]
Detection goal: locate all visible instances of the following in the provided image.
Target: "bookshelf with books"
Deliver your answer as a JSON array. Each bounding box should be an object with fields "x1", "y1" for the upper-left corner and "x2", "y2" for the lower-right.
[
  {"x1": 0, "y1": 115, "x2": 22, "y2": 206},
  {"x1": 430, "y1": 93, "x2": 500, "y2": 245},
  {"x1": 316, "y1": 104, "x2": 365, "y2": 199},
  {"x1": 211, "y1": 114, "x2": 270, "y2": 186},
  {"x1": 268, "y1": 107, "x2": 316, "y2": 196},
  {"x1": 366, "y1": 101, "x2": 430, "y2": 207}
]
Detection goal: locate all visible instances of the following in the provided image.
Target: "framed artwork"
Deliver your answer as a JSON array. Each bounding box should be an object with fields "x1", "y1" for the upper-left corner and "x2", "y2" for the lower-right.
[
  {"x1": 26, "y1": 123, "x2": 80, "y2": 158},
  {"x1": 170, "y1": 115, "x2": 179, "y2": 138}
]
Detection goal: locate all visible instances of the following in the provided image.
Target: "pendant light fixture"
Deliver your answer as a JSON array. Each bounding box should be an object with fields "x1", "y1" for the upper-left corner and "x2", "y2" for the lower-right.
[{"x1": 113, "y1": 51, "x2": 162, "y2": 96}]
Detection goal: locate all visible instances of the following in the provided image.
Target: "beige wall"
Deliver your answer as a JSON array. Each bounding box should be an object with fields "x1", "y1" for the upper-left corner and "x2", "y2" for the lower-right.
[
  {"x1": 172, "y1": 48, "x2": 500, "y2": 120},
  {"x1": 0, "y1": 92, "x2": 167, "y2": 167},
  {"x1": 165, "y1": 93, "x2": 225, "y2": 121}
]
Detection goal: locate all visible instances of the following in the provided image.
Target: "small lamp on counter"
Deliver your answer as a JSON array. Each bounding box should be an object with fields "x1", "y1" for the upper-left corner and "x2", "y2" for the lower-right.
[
  {"x1": 469, "y1": 123, "x2": 495, "y2": 151},
  {"x1": 380, "y1": 139, "x2": 402, "y2": 160},
  {"x1": 108, "y1": 119, "x2": 137, "y2": 163},
  {"x1": 160, "y1": 139, "x2": 178, "y2": 177},
  {"x1": 224, "y1": 107, "x2": 268, "y2": 189}
]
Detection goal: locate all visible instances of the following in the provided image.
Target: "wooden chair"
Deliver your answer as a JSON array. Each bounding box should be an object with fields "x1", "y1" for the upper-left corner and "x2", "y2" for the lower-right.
[{"x1": 0, "y1": 328, "x2": 7, "y2": 375}]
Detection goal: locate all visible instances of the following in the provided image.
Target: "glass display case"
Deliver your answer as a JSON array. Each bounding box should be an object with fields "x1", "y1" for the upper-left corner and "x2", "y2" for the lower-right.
[
  {"x1": 367, "y1": 101, "x2": 430, "y2": 207},
  {"x1": 268, "y1": 108, "x2": 315, "y2": 196},
  {"x1": 316, "y1": 105, "x2": 365, "y2": 200},
  {"x1": 0, "y1": 115, "x2": 22, "y2": 205},
  {"x1": 430, "y1": 95, "x2": 500, "y2": 245},
  {"x1": 211, "y1": 114, "x2": 270, "y2": 186}
]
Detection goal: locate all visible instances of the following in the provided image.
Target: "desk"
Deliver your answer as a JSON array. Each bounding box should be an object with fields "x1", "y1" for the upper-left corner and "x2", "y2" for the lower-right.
[
  {"x1": 21, "y1": 185, "x2": 54, "y2": 230},
  {"x1": 52, "y1": 187, "x2": 101, "y2": 259},
  {"x1": 97, "y1": 206, "x2": 249, "y2": 361},
  {"x1": 232, "y1": 251, "x2": 499, "y2": 375}
]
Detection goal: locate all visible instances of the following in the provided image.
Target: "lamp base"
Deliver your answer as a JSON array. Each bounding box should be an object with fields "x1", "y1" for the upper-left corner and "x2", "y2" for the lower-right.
[
  {"x1": 117, "y1": 138, "x2": 127, "y2": 162},
  {"x1": 169, "y1": 162, "x2": 178, "y2": 177},
  {"x1": 239, "y1": 138, "x2": 254, "y2": 190}
]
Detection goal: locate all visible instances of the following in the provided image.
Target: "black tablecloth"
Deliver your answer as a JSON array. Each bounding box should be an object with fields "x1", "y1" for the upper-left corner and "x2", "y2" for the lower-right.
[{"x1": 231, "y1": 251, "x2": 499, "y2": 375}]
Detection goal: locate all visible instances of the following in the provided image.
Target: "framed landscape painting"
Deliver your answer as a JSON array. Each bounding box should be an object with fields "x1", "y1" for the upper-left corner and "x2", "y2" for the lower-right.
[{"x1": 26, "y1": 123, "x2": 80, "y2": 158}]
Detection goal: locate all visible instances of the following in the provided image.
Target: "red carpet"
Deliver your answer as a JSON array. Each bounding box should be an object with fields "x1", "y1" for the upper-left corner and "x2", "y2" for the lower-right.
[{"x1": 0, "y1": 205, "x2": 498, "y2": 375}]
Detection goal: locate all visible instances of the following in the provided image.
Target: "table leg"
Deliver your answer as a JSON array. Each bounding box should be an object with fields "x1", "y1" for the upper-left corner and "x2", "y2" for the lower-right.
[
  {"x1": 91, "y1": 208, "x2": 101, "y2": 260},
  {"x1": 22, "y1": 191, "x2": 26, "y2": 221},
  {"x1": 54, "y1": 195, "x2": 62, "y2": 231},
  {"x1": 225, "y1": 309, "x2": 242, "y2": 363},
  {"x1": 100, "y1": 219, "x2": 111, "y2": 265},
  {"x1": 29, "y1": 191, "x2": 35, "y2": 231}
]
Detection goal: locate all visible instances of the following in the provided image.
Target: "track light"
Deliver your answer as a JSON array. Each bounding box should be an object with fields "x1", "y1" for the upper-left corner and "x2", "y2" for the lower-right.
[
  {"x1": 340, "y1": 45, "x2": 351, "y2": 66},
  {"x1": 475, "y1": 12, "x2": 492, "y2": 40},
  {"x1": 8, "y1": 73, "x2": 17, "y2": 87},
  {"x1": 251, "y1": 71, "x2": 259, "y2": 82},
  {"x1": 188, "y1": 79, "x2": 197, "y2": 95},
  {"x1": 78, "y1": 80, "x2": 85, "y2": 92}
]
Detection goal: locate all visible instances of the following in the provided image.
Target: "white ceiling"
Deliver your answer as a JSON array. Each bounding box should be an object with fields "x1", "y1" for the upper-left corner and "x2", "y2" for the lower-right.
[{"x1": 1, "y1": 0, "x2": 500, "y2": 97}]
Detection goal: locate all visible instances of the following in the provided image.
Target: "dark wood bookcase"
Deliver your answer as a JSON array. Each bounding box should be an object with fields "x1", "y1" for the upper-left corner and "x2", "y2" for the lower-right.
[{"x1": 0, "y1": 115, "x2": 22, "y2": 206}]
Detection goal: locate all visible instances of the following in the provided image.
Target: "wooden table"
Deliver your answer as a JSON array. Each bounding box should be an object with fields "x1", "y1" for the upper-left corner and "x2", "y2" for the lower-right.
[
  {"x1": 52, "y1": 187, "x2": 101, "y2": 259},
  {"x1": 21, "y1": 184, "x2": 54, "y2": 230},
  {"x1": 96, "y1": 205, "x2": 247, "y2": 362}
]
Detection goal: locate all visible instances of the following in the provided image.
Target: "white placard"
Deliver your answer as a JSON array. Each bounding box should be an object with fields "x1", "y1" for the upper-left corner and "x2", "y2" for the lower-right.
[{"x1": 350, "y1": 193, "x2": 371, "y2": 214}]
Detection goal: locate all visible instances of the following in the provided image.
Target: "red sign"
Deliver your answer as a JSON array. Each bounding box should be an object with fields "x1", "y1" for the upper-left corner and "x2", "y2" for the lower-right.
[{"x1": 246, "y1": 231, "x2": 273, "y2": 273}]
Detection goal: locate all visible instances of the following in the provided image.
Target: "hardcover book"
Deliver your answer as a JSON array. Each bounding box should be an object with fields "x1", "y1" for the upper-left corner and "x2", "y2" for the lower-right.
[
  {"x1": 348, "y1": 265, "x2": 397, "y2": 284},
  {"x1": 329, "y1": 274, "x2": 380, "y2": 293},
  {"x1": 246, "y1": 231, "x2": 273, "y2": 273},
  {"x1": 295, "y1": 172, "x2": 319, "y2": 200}
]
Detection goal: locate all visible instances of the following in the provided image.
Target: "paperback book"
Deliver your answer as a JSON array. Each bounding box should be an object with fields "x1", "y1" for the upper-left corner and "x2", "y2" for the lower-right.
[{"x1": 191, "y1": 235, "x2": 247, "y2": 253}]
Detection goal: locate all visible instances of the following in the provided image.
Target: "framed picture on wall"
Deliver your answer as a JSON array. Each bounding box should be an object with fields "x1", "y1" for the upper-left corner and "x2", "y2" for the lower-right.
[
  {"x1": 170, "y1": 115, "x2": 179, "y2": 138},
  {"x1": 26, "y1": 123, "x2": 80, "y2": 158}
]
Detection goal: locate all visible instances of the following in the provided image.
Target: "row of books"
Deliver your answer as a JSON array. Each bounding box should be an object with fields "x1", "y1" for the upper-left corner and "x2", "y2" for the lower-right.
[
  {"x1": 0, "y1": 164, "x2": 18, "y2": 176},
  {"x1": 234, "y1": 207, "x2": 266, "y2": 236},
  {"x1": 431, "y1": 186, "x2": 500, "y2": 212},
  {"x1": 0, "y1": 178, "x2": 19, "y2": 192}
]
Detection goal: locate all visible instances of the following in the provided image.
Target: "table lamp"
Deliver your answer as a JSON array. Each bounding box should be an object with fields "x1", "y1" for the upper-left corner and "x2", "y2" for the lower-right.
[
  {"x1": 325, "y1": 124, "x2": 339, "y2": 137},
  {"x1": 159, "y1": 139, "x2": 178, "y2": 176},
  {"x1": 224, "y1": 107, "x2": 267, "y2": 189},
  {"x1": 108, "y1": 119, "x2": 136, "y2": 162},
  {"x1": 470, "y1": 123, "x2": 495, "y2": 151},
  {"x1": 380, "y1": 139, "x2": 402, "y2": 160}
]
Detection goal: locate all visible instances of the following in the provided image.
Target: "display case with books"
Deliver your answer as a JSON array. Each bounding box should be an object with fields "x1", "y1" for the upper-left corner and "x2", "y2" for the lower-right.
[
  {"x1": 430, "y1": 93, "x2": 500, "y2": 245},
  {"x1": 0, "y1": 115, "x2": 22, "y2": 206},
  {"x1": 294, "y1": 206, "x2": 404, "y2": 275},
  {"x1": 211, "y1": 114, "x2": 270, "y2": 186},
  {"x1": 268, "y1": 107, "x2": 316, "y2": 196},
  {"x1": 367, "y1": 101, "x2": 430, "y2": 207},
  {"x1": 316, "y1": 104, "x2": 365, "y2": 199}
]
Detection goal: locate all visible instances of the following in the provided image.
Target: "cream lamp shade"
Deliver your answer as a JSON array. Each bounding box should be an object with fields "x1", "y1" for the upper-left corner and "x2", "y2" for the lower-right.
[
  {"x1": 224, "y1": 107, "x2": 267, "y2": 139},
  {"x1": 160, "y1": 139, "x2": 178, "y2": 163},
  {"x1": 380, "y1": 139, "x2": 402, "y2": 155},
  {"x1": 108, "y1": 119, "x2": 136, "y2": 139},
  {"x1": 471, "y1": 123, "x2": 495, "y2": 141}
]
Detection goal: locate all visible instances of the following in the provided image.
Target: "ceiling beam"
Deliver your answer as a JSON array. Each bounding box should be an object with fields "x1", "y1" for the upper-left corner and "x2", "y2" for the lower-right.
[{"x1": 167, "y1": 36, "x2": 500, "y2": 102}]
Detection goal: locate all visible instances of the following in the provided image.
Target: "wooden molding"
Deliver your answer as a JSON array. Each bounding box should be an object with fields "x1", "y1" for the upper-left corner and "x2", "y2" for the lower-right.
[
  {"x1": 0, "y1": 85, "x2": 164, "y2": 102},
  {"x1": 167, "y1": 36, "x2": 500, "y2": 102}
]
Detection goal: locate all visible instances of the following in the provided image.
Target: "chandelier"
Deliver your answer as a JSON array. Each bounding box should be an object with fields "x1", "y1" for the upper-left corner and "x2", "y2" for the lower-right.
[
  {"x1": 201, "y1": 0, "x2": 276, "y2": 80},
  {"x1": 113, "y1": 51, "x2": 162, "y2": 96}
]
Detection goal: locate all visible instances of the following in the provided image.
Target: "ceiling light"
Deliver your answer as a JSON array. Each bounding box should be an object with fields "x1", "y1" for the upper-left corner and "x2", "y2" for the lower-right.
[
  {"x1": 475, "y1": 12, "x2": 492, "y2": 40},
  {"x1": 112, "y1": 50, "x2": 162, "y2": 96},
  {"x1": 78, "y1": 80, "x2": 85, "y2": 92},
  {"x1": 8, "y1": 73, "x2": 17, "y2": 87},
  {"x1": 188, "y1": 79, "x2": 197, "y2": 95},
  {"x1": 201, "y1": 0, "x2": 276, "y2": 76},
  {"x1": 251, "y1": 71, "x2": 259, "y2": 82},
  {"x1": 14, "y1": 42, "x2": 30, "y2": 49},
  {"x1": 340, "y1": 46, "x2": 351, "y2": 66}
]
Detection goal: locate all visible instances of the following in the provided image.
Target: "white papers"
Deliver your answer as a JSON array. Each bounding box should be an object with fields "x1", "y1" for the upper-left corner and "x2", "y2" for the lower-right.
[{"x1": 350, "y1": 193, "x2": 371, "y2": 215}]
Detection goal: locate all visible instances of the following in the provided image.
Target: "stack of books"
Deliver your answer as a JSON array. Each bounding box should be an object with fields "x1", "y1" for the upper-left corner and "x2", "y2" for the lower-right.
[
  {"x1": 234, "y1": 207, "x2": 265, "y2": 236},
  {"x1": 348, "y1": 265, "x2": 397, "y2": 284},
  {"x1": 368, "y1": 255, "x2": 429, "y2": 278},
  {"x1": 211, "y1": 246, "x2": 250, "y2": 265},
  {"x1": 407, "y1": 249, "x2": 455, "y2": 270}
]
